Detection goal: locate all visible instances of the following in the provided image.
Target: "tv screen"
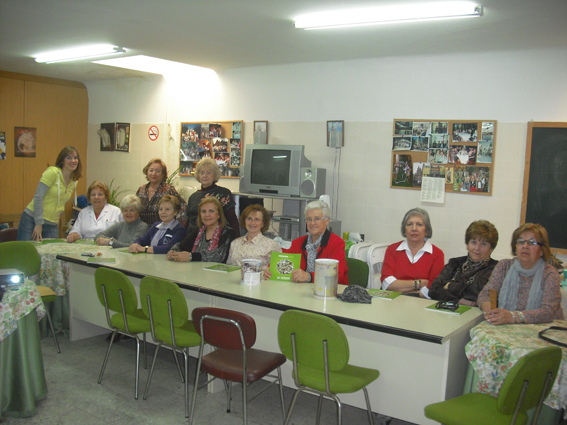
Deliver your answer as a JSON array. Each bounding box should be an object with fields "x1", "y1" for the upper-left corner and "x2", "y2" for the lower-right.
[{"x1": 251, "y1": 149, "x2": 291, "y2": 186}]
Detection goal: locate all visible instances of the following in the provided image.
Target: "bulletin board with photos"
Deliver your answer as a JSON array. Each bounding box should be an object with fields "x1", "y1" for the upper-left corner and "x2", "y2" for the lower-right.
[
  {"x1": 179, "y1": 121, "x2": 242, "y2": 179},
  {"x1": 390, "y1": 119, "x2": 496, "y2": 195}
]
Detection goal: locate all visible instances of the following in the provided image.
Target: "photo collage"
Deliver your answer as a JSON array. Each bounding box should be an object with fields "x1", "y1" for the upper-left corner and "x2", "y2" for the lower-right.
[
  {"x1": 179, "y1": 121, "x2": 242, "y2": 178},
  {"x1": 391, "y1": 120, "x2": 496, "y2": 194}
]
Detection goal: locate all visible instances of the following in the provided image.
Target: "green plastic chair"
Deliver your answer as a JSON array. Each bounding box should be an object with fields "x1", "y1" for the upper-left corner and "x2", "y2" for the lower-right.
[
  {"x1": 140, "y1": 276, "x2": 202, "y2": 418},
  {"x1": 94, "y1": 267, "x2": 151, "y2": 399},
  {"x1": 0, "y1": 241, "x2": 60, "y2": 353},
  {"x1": 346, "y1": 258, "x2": 370, "y2": 288},
  {"x1": 278, "y1": 309, "x2": 380, "y2": 425},
  {"x1": 424, "y1": 346, "x2": 563, "y2": 425}
]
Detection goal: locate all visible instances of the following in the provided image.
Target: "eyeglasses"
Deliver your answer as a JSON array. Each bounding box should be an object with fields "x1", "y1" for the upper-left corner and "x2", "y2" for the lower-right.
[
  {"x1": 65, "y1": 156, "x2": 78, "y2": 160},
  {"x1": 516, "y1": 238, "x2": 542, "y2": 246},
  {"x1": 305, "y1": 217, "x2": 327, "y2": 223},
  {"x1": 246, "y1": 217, "x2": 262, "y2": 223}
]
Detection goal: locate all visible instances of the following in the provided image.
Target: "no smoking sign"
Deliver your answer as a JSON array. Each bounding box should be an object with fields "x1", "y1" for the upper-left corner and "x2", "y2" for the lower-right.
[{"x1": 148, "y1": 125, "x2": 159, "y2": 141}]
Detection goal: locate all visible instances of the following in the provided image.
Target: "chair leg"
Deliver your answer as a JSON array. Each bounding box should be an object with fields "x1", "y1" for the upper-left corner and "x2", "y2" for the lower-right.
[
  {"x1": 98, "y1": 330, "x2": 117, "y2": 384},
  {"x1": 334, "y1": 396, "x2": 342, "y2": 425},
  {"x1": 143, "y1": 332, "x2": 147, "y2": 369},
  {"x1": 182, "y1": 348, "x2": 189, "y2": 418},
  {"x1": 172, "y1": 349, "x2": 185, "y2": 383},
  {"x1": 284, "y1": 388, "x2": 304, "y2": 425},
  {"x1": 134, "y1": 334, "x2": 141, "y2": 400},
  {"x1": 277, "y1": 367, "x2": 286, "y2": 422},
  {"x1": 316, "y1": 394, "x2": 324, "y2": 425},
  {"x1": 226, "y1": 380, "x2": 232, "y2": 413},
  {"x1": 44, "y1": 308, "x2": 61, "y2": 353},
  {"x1": 143, "y1": 343, "x2": 162, "y2": 400},
  {"x1": 242, "y1": 380, "x2": 247, "y2": 425},
  {"x1": 363, "y1": 387, "x2": 374, "y2": 425},
  {"x1": 189, "y1": 346, "x2": 205, "y2": 425}
]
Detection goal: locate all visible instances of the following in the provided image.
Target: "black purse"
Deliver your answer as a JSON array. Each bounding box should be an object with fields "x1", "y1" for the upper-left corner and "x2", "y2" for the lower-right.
[{"x1": 538, "y1": 326, "x2": 567, "y2": 349}]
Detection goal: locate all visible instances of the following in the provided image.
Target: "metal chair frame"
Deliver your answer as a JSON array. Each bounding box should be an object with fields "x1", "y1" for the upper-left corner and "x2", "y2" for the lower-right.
[
  {"x1": 98, "y1": 285, "x2": 148, "y2": 399},
  {"x1": 285, "y1": 333, "x2": 374, "y2": 425},
  {"x1": 189, "y1": 313, "x2": 286, "y2": 425}
]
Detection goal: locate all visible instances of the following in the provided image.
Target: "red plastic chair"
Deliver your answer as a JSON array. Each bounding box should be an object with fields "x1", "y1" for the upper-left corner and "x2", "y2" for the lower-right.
[
  {"x1": 189, "y1": 307, "x2": 286, "y2": 425},
  {"x1": 0, "y1": 228, "x2": 18, "y2": 242}
]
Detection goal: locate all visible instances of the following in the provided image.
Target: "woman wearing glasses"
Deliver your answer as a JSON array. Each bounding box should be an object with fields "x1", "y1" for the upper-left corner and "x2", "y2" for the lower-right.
[
  {"x1": 478, "y1": 223, "x2": 563, "y2": 324},
  {"x1": 227, "y1": 204, "x2": 281, "y2": 269},
  {"x1": 264, "y1": 200, "x2": 348, "y2": 284}
]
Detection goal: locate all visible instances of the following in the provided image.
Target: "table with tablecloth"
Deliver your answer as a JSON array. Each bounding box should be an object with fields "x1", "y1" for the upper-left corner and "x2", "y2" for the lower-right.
[
  {"x1": 465, "y1": 320, "x2": 567, "y2": 423},
  {"x1": 0, "y1": 279, "x2": 47, "y2": 419},
  {"x1": 31, "y1": 239, "x2": 111, "y2": 335}
]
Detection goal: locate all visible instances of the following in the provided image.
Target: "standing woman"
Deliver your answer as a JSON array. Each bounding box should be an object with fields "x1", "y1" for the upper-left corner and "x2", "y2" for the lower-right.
[
  {"x1": 168, "y1": 197, "x2": 235, "y2": 263},
  {"x1": 380, "y1": 208, "x2": 445, "y2": 297},
  {"x1": 185, "y1": 157, "x2": 240, "y2": 237},
  {"x1": 136, "y1": 158, "x2": 187, "y2": 226},
  {"x1": 18, "y1": 146, "x2": 82, "y2": 241}
]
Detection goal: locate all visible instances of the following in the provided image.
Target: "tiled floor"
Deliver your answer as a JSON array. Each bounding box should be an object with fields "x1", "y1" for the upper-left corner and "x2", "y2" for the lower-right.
[{"x1": 3, "y1": 333, "x2": 417, "y2": 425}]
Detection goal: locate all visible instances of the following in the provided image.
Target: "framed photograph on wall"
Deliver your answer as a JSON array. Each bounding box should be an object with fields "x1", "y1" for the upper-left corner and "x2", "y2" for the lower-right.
[
  {"x1": 327, "y1": 120, "x2": 344, "y2": 147},
  {"x1": 14, "y1": 127, "x2": 37, "y2": 157},
  {"x1": 115, "y1": 123, "x2": 130, "y2": 152},
  {"x1": 99, "y1": 123, "x2": 115, "y2": 151},
  {"x1": 253, "y1": 120, "x2": 268, "y2": 144}
]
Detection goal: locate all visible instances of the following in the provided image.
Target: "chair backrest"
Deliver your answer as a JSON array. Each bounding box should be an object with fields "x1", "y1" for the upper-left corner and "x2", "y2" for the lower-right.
[
  {"x1": 367, "y1": 243, "x2": 389, "y2": 289},
  {"x1": 140, "y1": 276, "x2": 189, "y2": 328},
  {"x1": 348, "y1": 242, "x2": 371, "y2": 260},
  {"x1": 0, "y1": 241, "x2": 40, "y2": 277},
  {"x1": 346, "y1": 258, "x2": 369, "y2": 288},
  {"x1": 497, "y1": 346, "x2": 562, "y2": 415},
  {"x1": 0, "y1": 228, "x2": 18, "y2": 243},
  {"x1": 94, "y1": 267, "x2": 139, "y2": 314},
  {"x1": 278, "y1": 309, "x2": 349, "y2": 372},
  {"x1": 192, "y1": 307, "x2": 256, "y2": 349}
]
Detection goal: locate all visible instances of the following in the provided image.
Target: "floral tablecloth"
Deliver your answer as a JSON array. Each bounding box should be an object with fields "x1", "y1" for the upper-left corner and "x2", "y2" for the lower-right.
[
  {"x1": 32, "y1": 239, "x2": 112, "y2": 296},
  {"x1": 0, "y1": 279, "x2": 45, "y2": 342},
  {"x1": 466, "y1": 320, "x2": 567, "y2": 411}
]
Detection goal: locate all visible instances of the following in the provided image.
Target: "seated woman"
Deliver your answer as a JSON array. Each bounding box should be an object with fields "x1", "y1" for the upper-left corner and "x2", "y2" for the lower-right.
[
  {"x1": 67, "y1": 180, "x2": 122, "y2": 243},
  {"x1": 128, "y1": 195, "x2": 186, "y2": 254},
  {"x1": 227, "y1": 204, "x2": 281, "y2": 269},
  {"x1": 478, "y1": 223, "x2": 563, "y2": 324},
  {"x1": 94, "y1": 195, "x2": 149, "y2": 248},
  {"x1": 167, "y1": 197, "x2": 235, "y2": 263},
  {"x1": 264, "y1": 200, "x2": 348, "y2": 285},
  {"x1": 429, "y1": 220, "x2": 499, "y2": 306},
  {"x1": 381, "y1": 207, "x2": 444, "y2": 297},
  {"x1": 185, "y1": 157, "x2": 240, "y2": 236}
]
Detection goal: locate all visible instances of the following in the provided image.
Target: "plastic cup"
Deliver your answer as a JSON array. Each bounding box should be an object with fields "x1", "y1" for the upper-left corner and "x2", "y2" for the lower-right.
[
  {"x1": 241, "y1": 259, "x2": 262, "y2": 286},
  {"x1": 313, "y1": 259, "x2": 339, "y2": 299}
]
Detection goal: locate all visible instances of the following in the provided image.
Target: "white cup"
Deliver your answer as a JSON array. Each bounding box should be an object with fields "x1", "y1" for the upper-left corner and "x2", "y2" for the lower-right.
[
  {"x1": 241, "y1": 259, "x2": 262, "y2": 286},
  {"x1": 313, "y1": 259, "x2": 339, "y2": 299}
]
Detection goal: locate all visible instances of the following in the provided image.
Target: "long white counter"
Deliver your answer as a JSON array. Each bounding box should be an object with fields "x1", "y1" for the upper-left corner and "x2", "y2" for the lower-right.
[{"x1": 59, "y1": 250, "x2": 483, "y2": 425}]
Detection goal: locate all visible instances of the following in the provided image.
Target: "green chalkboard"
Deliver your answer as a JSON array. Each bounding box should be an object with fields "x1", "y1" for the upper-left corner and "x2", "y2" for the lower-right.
[{"x1": 522, "y1": 122, "x2": 567, "y2": 252}]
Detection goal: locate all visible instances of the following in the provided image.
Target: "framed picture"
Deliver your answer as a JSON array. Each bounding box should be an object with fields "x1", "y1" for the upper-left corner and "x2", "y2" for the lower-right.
[
  {"x1": 327, "y1": 120, "x2": 344, "y2": 147},
  {"x1": 99, "y1": 123, "x2": 115, "y2": 151},
  {"x1": 14, "y1": 127, "x2": 37, "y2": 157},
  {"x1": 115, "y1": 122, "x2": 130, "y2": 152},
  {"x1": 253, "y1": 120, "x2": 268, "y2": 144}
]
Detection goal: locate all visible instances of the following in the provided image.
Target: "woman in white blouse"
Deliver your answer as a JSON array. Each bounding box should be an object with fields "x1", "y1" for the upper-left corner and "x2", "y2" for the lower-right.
[
  {"x1": 67, "y1": 181, "x2": 122, "y2": 242},
  {"x1": 227, "y1": 204, "x2": 281, "y2": 270}
]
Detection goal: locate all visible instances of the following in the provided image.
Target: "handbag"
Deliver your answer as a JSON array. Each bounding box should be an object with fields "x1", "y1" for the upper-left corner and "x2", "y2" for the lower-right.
[{"x1": 538, "y1": 326, "x2": 567, "y2": 349}]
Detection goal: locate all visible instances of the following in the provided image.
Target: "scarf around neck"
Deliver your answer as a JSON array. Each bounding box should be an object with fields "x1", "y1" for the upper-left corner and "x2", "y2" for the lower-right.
[
  {"x1": 305, "y1": 233, "x2": 323, "y2": 273},
  {"x1": 498, "y1": 258, "x2": 545, "y2": 311},
  {"x1": 192, "y1": 223, "x2": 222, "y2": 253}
]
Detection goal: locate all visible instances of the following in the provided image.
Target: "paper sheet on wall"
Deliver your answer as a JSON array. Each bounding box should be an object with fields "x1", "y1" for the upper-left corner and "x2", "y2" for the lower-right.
[{"x1": 420, "y1": 177, "x2": 445, "y2": 204}]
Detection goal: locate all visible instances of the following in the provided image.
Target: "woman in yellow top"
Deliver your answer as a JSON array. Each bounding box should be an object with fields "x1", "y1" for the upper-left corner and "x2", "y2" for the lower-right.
[{"x1": 17, "y1": 146, "x2": 82, "y2": 241}]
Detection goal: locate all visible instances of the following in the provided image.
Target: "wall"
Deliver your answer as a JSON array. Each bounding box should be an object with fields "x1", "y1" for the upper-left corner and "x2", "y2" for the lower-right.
[
  {"x1": 0, "y1": 71, "x2": 88, "y2": 231},
  {"x1": 85, "y1": 47, "x2": 567, "y2": 261}
]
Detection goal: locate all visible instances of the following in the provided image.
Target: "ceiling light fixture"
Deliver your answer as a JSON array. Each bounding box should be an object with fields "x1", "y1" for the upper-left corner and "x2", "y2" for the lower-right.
[
  {"x1": 34, "y1": 44, "x2": 126, "y2": 64},
  {"x1": 294, "y1": 1, "x2": 483, "y2": 30}
]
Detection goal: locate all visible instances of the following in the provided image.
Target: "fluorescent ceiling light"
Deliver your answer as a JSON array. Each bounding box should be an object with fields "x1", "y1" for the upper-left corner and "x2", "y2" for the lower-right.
[
  {"x1": 93, "y1": 55, "x2": 217, "y2": 82},
  {"x1": 34, "y1": 44, "x2": 126, "y2": 63},
  {"x1": 294, "y1": 2, "x2": 483, "y2": 30}
]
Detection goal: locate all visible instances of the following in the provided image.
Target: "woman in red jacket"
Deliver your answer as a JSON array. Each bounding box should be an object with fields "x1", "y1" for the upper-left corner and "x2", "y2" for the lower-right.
[
  {"x1": 381, "y1": 207, "x2": 444, "y2": 297},
  {"x1": 265, "y1": 200, "x2": 348, "y2": 285}
]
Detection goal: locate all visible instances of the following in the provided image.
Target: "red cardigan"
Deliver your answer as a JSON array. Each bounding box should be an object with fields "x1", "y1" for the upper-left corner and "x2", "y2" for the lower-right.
[
  {"x1": 284, "y1": 230, "x2": 349, "y2": 285},
  {"x1": 380, "y1": 241, "x2": 444, "y2": 287}
]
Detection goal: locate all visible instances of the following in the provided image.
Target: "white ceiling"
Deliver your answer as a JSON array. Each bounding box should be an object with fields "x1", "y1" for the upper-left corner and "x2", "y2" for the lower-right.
[{"x1": 1, "y1": 0, "x2": 566, "y2": 83}]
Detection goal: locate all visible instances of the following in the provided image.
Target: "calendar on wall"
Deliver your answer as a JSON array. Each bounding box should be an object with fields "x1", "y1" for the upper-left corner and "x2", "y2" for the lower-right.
[
  {"x1": 391, "y1": 119, "x2": 496, "y2": 195},
  {"x1": 179, "y1": 121, "x2": 242, "y2": 179}
]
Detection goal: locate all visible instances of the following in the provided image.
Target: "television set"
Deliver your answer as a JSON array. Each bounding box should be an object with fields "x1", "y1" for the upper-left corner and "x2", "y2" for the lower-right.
[{"x1": 239, "y1": 144, "x2": 325, "y2": 198}]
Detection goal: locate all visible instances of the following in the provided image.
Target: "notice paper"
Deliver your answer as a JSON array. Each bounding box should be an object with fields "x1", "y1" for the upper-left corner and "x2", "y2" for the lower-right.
[{"x1": 420, "y1": 176, "x2": 445, "y2": 204}]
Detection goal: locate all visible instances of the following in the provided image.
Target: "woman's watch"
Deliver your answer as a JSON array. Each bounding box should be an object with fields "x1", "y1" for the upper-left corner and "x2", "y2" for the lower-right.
[
  {"x1": 144, "y1": 246, "x2": 149, "y2": 253},
  {"x1": 108, "y1": 237, "x2": 114, "y2": 246}
]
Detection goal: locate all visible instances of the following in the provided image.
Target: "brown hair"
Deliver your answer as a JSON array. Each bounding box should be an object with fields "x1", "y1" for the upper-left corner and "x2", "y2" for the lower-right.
[
  {"x1": 158, "y1": 194, "x2": 180, "y2": 213},
  {"x1": 511, "y1": 223, "x2": 552, "y2": 262},
  {"x1": 240, "y1": 204, "x2": 271, "y2": 233},
  {"x1": 143, "y1": 158, "x2": 168, "y2": 182},
  {"x1": 55, "y1": 146, "x2": 82, "y2": 180},
  {"x1": 87, "y1": 181, "x2": 109, "y2": 200},
  {"x1": 196, "y1": 196, "x2": 227, "y2": 228},
  {"x1": 465, "y1": 220, "x2": 499, "y2": 249}
]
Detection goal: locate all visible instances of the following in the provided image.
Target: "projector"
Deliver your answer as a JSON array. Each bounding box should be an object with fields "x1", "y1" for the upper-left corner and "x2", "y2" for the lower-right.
[{"x1": 0, "y1": 268, "x2": 25, "y2": 302}]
